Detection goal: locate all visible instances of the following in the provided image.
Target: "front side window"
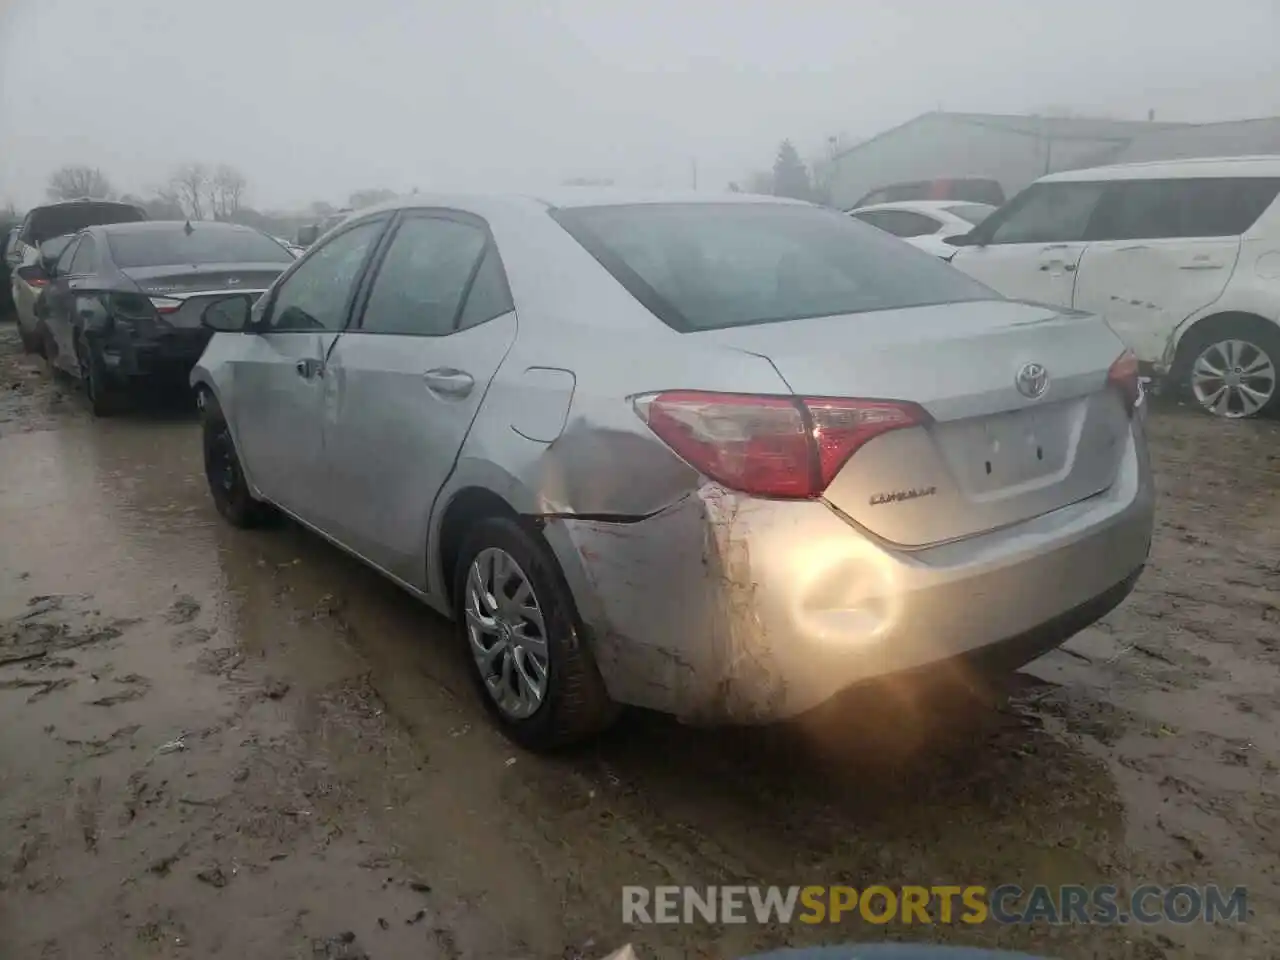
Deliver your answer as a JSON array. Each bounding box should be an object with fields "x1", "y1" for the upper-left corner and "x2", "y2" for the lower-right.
[
  {"x1": 554, "y1": 202, "x2": 995, "y2": 332},
  {"x1": 359, "y1": 217, "x2": 488, "y2": 336},
  {"x1": 69, "y1": 236, "x2": 97, "y2": 274},
  {"x1": 986, "y1": 183, "x2": 1106, "y2": 245},
  {"x1": 266, "y1": 219, "x2": 384, "y2": 332}
]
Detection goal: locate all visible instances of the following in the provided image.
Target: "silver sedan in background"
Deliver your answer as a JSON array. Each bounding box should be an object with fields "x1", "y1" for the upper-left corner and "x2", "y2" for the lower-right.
[{"x1": 191, "y1": 191, "x2": 1154, "y2": 750}]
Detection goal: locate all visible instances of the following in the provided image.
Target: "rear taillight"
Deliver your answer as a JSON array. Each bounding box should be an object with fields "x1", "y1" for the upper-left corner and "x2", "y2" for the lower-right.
[
  {"x1": 150, "y1": 296, "x2": 182, "y2": 315},
  {"x1": 1107, "y1": 350, "x2": 1140, "y2": 415},
  {"x1": 634, "y1": 391, "x2": 929, "y2": 499},
  {"x1": 28, "y1": 277, "x2": 48, "y2": 288}
]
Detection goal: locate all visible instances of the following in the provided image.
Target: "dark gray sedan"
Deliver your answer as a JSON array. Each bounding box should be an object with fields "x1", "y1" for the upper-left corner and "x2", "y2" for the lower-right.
[{"x1": 35, "y1": 220, "x2": 294, "y2": 415}]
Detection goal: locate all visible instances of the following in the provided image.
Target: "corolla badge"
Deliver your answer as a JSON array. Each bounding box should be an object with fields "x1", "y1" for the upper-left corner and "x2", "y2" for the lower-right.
[{"x1": 1015, "y1": 361, "x2": 1049, "y2": 399}]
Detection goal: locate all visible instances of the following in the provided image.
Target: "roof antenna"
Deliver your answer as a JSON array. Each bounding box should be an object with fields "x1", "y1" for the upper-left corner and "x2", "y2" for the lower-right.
[{"x1": 183, "y1": 220, "x2": 194, "y2": 236}]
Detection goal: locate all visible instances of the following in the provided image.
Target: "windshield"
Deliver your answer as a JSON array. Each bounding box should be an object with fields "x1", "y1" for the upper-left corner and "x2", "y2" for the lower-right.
[
  {"x1": 107, "y1": 227, "x2": 296, "y2": 268},
  {"x1": 552, "y1": 202, "x2": 995, "y2": 332},
  {"x1": 946, "y1": 203, "x2": 996, "y2": 225},
  {"x1": 27, "y1": 203, "x2": 145, "y2": 244}
]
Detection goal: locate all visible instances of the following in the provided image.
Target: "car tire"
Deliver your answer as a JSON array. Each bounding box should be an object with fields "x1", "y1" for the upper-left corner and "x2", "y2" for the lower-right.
[
  {"x1": 199, "y1": 391, "x2": 278, "y2": 529},
  {"x1": 75, "y1": 333, "x2": 129, "y2": 416},
  {"x1": 453, "y1": 516, "x2": 617, "y2": 750},
  {"x1": 1175, "y1": 316, "x2": 1280, "y2": 419}
]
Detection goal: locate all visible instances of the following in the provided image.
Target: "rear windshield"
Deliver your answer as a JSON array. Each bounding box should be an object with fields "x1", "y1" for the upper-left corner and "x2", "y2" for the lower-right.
[
  {"x1": 552, "y1": 202, "x2": 995, "y2": 331},
  {"x1": 946, "y1": 203, "x2": 996, "y2": 225},
  {"x1": 107, "y1": 227, "x2": 296, "y2": 268},
  {"x1": 26, "y1": 203, "x2": 145, "y2": 244}
]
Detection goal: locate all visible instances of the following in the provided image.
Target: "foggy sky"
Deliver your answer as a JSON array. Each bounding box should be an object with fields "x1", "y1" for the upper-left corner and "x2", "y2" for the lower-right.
[{"x1": 2, "y1": 0, "x2": 1279, "y2": 212}]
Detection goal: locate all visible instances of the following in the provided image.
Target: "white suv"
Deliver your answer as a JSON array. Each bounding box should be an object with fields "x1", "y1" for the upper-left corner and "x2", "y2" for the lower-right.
[{"x1": 947, "y1": 157, "x2": 1280, "y2": 418}]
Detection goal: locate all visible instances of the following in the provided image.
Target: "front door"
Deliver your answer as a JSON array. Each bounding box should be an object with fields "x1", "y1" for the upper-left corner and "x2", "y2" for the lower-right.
[
  {"x1": 232, "y1": 217, "x2": 388, "y2": 525},
  {"x1": 318, "y1": 213, "x2": 518, "y2": 585},
  {"x1": 40, "y1": 236, "x2": 89, "y2": 372},
  {"x1": 950, "y1": 180, "x2": 1106, "y2": 308}
]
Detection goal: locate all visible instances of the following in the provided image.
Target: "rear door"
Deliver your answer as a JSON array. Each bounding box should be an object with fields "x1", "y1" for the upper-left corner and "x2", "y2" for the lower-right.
[
  {"x1": 949, "y1": 181, "x2": 1106, "y2": 307},
  {"x1": 232, "y1": 216, "x2": 388, "y2": 524},
  {"x1": 1072, "y1": 177, "x2": 1277, "y2": 363},
  {"x1": 318, "y1": 212, "x2": 517, "y2": 583}
]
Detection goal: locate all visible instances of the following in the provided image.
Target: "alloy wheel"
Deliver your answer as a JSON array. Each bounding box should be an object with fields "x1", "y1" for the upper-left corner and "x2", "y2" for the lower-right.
[
  {"x1": 1190, "y1": 338, "x2": 1276, "y2": 418},
  {"x1": 464, "y1": 547, "x2": 549, "y2": 720}
]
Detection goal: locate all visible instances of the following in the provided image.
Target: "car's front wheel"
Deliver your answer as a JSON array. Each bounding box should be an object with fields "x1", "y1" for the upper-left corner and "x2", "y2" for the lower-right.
[
  {"x1": 454, "y1": 516, "x2": 616, "y2": 750},
  {"x1": 199, "y1": 390, "x2": 278, "y2": 528}
]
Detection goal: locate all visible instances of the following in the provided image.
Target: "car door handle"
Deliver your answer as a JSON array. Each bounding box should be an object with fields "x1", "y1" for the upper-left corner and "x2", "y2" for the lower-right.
[
  {"x1": 423, "y1": 368, "x2": 474, "y2": 397},
  {"x1": 295, "y1": 358, "x2": 323, "y2": 380},
  {"x1": 1179, "y1": 261, "x2": 1223, "y2": 270}
]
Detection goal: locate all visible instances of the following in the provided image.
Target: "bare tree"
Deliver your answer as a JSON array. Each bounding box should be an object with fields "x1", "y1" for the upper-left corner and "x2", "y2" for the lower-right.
[
  {"x1": 46, "y1": 165, "x2": 113, "y2": 201},
  {"x1": 211, "y1": 165, "x2": 248, "y2": 220},
  {"x1": 170, "y1": 163, "x2": 209, "y2": 220}
]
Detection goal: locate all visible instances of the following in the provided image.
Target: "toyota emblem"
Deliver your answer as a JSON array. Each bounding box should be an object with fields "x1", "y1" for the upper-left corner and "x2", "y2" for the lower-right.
[{"x1": 1015, "y1": 362, "x2": 1049, "y2": 400}]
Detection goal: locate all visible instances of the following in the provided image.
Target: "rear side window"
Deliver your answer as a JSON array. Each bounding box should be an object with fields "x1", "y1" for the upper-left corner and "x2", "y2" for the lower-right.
[
  {"x1": 107, "y1": 227, "x2": 294, "y2": 268},
  {"x1": 358, "y1": 216, "x2": 488, "y2": 336},
  {"x1": 456, "y1": 247, "x2": 515, "y2": 330},
  {"x1": 851, "y1": 209, "x2": 941, "y2": 238},
  {"x1": 553, "y1": 202, "x2": 994, "y2": 332},
  {"x1": 23, "y1": 203, "x2": 145, "y2": 245},
  {"x1": 69, "y1": 236, "x2": 97, "y2": 274},
  {"x1": 1090, "y1": 178, "x2": 1280, "y2": 240},
  {"x1": 985, "y1": 183, "x2": 1106, "y2": 245}
]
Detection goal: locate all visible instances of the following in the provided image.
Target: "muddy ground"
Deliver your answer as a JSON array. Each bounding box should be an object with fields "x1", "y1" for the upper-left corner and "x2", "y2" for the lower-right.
[{"x1": 1, "y1": 321, "x2": 1278, "y2": 960}]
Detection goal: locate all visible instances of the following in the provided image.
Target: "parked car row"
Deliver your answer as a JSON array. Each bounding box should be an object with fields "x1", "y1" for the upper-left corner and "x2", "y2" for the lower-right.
[
  {"x1": 851, "y1": 156, "x2": 1280, "y2": 419},
  {"x1": 183, "y1": 190, "x2": 1153, "y2": 749},
  {"x1": 7, "y1": 199, "x2": 297, "y2": 414}
]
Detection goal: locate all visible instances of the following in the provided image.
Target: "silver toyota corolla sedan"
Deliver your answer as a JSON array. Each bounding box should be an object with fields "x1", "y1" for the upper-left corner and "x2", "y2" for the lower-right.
[{"x1": 191, "y1": 190, "x2": 1154, "y2": 750}]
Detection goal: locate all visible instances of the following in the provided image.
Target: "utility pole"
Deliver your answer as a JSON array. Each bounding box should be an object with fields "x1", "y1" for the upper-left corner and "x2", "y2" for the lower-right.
[{"x1": 690, "y1": 157, "x2": 698, "y2": 190}]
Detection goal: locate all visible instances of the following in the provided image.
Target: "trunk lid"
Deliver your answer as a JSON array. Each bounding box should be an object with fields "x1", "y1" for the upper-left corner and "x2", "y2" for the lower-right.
[
  {"x1": 122, "y1": 262, "x2": 284, "y2": 329},
  {"x1": 694, "y1": 299, "x2": 1132, "y2": 547}
]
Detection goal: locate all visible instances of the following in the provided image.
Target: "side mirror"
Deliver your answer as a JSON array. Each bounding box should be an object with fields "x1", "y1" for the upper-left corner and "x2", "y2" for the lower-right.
[
  {"x1": 296, "y1": 225, "x2": 319, "y2": 247},
  {"x1": 202, "y1": 294, "x2": 254, "y2": 333},
  {"x1": 943, "y1": 232, "x2": 979, "y2": 248}
]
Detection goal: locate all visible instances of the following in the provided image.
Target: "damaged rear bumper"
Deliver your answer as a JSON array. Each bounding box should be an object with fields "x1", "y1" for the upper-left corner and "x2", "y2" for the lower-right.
[
  {"x1": 91, "y1": 327, "x2": 212, "y2": 383},
  {"x1": 542, "y1": 422, "x2": 1154, "y2": 724}
]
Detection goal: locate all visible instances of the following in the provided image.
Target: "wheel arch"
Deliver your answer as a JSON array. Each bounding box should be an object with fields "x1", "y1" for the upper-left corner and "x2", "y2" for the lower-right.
[{"x1": 1169, "y1": 310, "x2": 1280, "y2": 373}]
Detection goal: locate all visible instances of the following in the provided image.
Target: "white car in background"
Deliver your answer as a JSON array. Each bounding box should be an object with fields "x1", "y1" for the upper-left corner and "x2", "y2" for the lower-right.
[
  {"x1": 945, "y1": 157, "x2": 1280, "y2": 419},
  {"x1": 847, "y1": 200, "x2": 995, "y2": 257}
]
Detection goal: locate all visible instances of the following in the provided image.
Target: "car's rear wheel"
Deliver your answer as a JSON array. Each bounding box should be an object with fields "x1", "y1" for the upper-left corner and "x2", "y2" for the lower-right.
[
  {"x1": 199, "y1": 390, "x2": 278, "y2": 528},
  {"x1": 1177, "y1": 317, "x2": 1280, "y2": 419},
  {"x1": 76, "y1": 333, "x2": 129, "y2": 416},
  {"x1": 454, "y1": 516, "x2": 616, "y2": 750}
]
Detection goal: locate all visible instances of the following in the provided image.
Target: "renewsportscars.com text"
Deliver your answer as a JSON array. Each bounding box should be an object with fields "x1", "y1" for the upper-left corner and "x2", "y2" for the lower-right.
[{"x1": 622, "y1": 884, "x2": 1248, "y2": 926}]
